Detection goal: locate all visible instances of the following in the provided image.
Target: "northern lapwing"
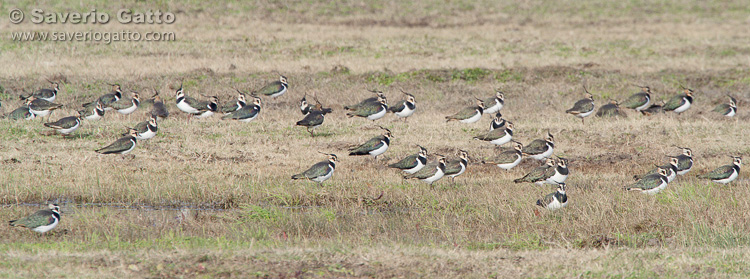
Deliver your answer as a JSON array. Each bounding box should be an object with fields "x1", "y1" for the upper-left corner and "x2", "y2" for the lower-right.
[
  {"x1": 9, "y1": 204, "x2": 61, "y2": 234},
  {"x1": 474, "y1": 121, "x2": 514, "y2": 146},
  {"x1": 523, "y1": 132, "x2": 554, "y2": 160},
  {"x1": 344, "y1": 89, "x2": 386, "y2": 111},
  {"x1": 5, "y1": 106, "x2": 35, "y2": 120},
  {"x1": 125, "y1": 116, "x2": 158, "y2": 140},
  {"x1": 634, "y1": 157, "x2": 679, "y2": 183},
  {"x1": 296, "y1": 103, "x2": 332, "y2": 136},
  {"x1": 641, "y1": 101, "x2": 665, "y2": 116},
  {"x1": 150, "y1": 90, "x2": 169, "y2": 119},
  {"x1": 489, "y1": 112, "x2": 506, "y2": 131},
  {"x1": 713, "y1": 95, "x2": 737, "y2": 117},
  {"x1": 25, "y1": 97, "x2": 63, "y2": 120},
  {"x1": 44, "y1": 114, "x2": 83, "y2": 136},
  {"x1": 222, "y1": 95, "x2": 262, "y2": 122},
  {"x1": 109, "y1": 92, "x2": 140, "y2": 115},
  {"x1": 566, "y1": 89, "x2": 595, "y2": 124},
  {"x1": 482, "y1": 91, "x2": 505, "y2": 114},
  {"x1": 79, "y1": 102, "x2": 105, "y2": 121},
  {"x1": 663, "y1": 87, "x2": 694, "y2": 114},
  {"x1": 20, "y1": 80, "x2": 60, "y2": 102},
  {"x1": 388, "y1": 145, "x2": 428, "y2": 174},
  {"x1": 444, "y1": 150, "x2": 469, "y2": 181},
  {"x1": 483, "y1": 141, "x2": 523, "y2": 170},
  {"x1": 291, "y1": 153, "x2": 337, "y2": 183},
  {"x1": 446, "y1": 98, "x2": 485, "y2": 123},
  {"x1": 621, "y1": 85, "x2": 652, "y2": 112},
  {"x1": 671, "y1": 146, "x2": 694, "y2": 175},
  {"x1": 536, "y1": 183, "x2": 568, "y2": 211},
  {"x1": 513, "y1": 158, "x2": 556, "y2": 185},
  {"x1": 221, "y1": 90, "x2": 247, "y2": 114},
  {"x1": 255, "y1": 75, "x2": 288, "y2": 98},
  {"x1": 596, "y1": 100, "x2": 627, "y2": 118},
  {"x1": 96, "y1": 130, "x2": 138, "y2": 155},
  {"x1": 545, "y1": 157, "x2": 569, "y2": 185},
  {"x1": 389, "y1": 89, "x2": 416, "y2": 121},
  {"x1": 404, "y1": 156, "x2": 447, "y2": 185},
  {"x1": 625, "y1": 167, "x2": 669, "y2": 195},
  {"x1": 83, "y1": 84, "x2": 123, "y2": 111},
  {"x1": 346, "y1": 95, "x2": 388, "y2": 121},
  {"x1": 175, "y1": 83, "x2": 217, "y2": 117},
  {"x1": 348, "y1": 126, "x2": 392, "y2": 160},
  {"x1": 698, "y1": 156, "x2": 742, "y2": 184}
]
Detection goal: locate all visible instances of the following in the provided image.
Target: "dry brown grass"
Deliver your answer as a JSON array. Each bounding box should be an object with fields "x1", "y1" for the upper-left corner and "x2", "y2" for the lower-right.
[{"x1": 1, "y1": 1, "x2": 750, "y2": 277}]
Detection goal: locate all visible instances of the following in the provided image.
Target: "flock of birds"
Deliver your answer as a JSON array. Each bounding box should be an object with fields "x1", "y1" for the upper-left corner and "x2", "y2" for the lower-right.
[{"x1": 2, "y1": 75, "x2": 744, "y2": 234}]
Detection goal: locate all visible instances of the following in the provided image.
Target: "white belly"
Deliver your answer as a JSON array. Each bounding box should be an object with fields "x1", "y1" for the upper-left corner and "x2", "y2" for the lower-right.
[
  {"x1": 137, "y1": 129, "x2": 156, "y2": 140},
  {"x1": 725, "y1": 109, "x2": 736, "y2": 117},
  {"x1": 367, "y1": 108, "x2": 387, "y2": 120},
  {"x1": 490, "y1": 132, "x2": 512, "y2": 145},
  {"x1": 496, "y1": 155, "x2": 522, "y2": 170},
  {"x1": 529, "y1": 146, "x2": 553, "y2": 160},
  {"x1": 117, "y1": 104, "x2": 138, "y2": 115},
  {"x1": 673, "y1": 99, "x2": 691, "y2": 113},
  {"x1": 545, "y1": 198, "x2": 567, "y2": 211},
  {"x1": 25, "y1": 112, "x2": 36, "y2": 120},
  {"x1": 459, "y1": 111, "x2": 482, "y2": 123},
  {"x1": 635, "y1": 98, "x2": 651, "y2": 111},
  {"x1": 103, "y1": 107, "x2": 114, "y2": 111},
  {"x1": 641, "y1": 181, "x2": 666, "y2": 195},
  {"x1": 85, "y1": 113, "x2": 102, "y2": 121},
  {"x1": 196, "y1": 110, "x2": 214, "y2": 118},
  {"x1": 404, "y1": 160, "x2": 425, "y2": 174},
  {"x1": 312, "y1": 167, "x2": 334, "y2": 182},
  {"x1": 29, "y1": 108, "x2": 51, "y2": 117},
  {"x1": 546, "y1": 171, "x2": 568, "y2": 184},
  {"x1": 269, "y1": 87, "x2": 287, "y2": 98},
  {"x1": 395, "y1": 106, "x2": 415, "y2": 118},
  {"x1": 424, "y1": 168, "x2": 445, "y2": 184},
  {"x1": 714, "y1": 170, "x2": 738, "y2": 184},
  {"x1": 484, "y1": 101, "x2": 503, "y2": 114},
  {"x1": 177, "y1": 101, "x2": 200, "y2": 114},
  {"x1": 449, "y1": 164, "x2": 466, "y2": 178},
  {"x1": 666, "y1": 170, "x2": 676, "y2": 183},
  {"x1": 120, "y1": 140, "x2": 137, "y2": 154},
  {"x1": 369, "y1": 142, "x2": 389, "y2": 157},
  {"x1": 57, "y1": 121, "x2": 80, "y2": 134},
  {"x1": 42, "y1": 95, "x2": 56, "y2": 103},
  {"x1": 32, "y1": 218, "x2": 59, "y2": 233},
  {"x1": 239, "y1": 114, "x2": 259, "y2": 123},
  {"x1": 578, "y1": 109, "x2": 594, "y2": 118}
]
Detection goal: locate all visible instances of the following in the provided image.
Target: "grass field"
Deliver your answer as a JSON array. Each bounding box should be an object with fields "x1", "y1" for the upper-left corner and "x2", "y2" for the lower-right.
[{"x1": 1, "y1": 1, "x2": 750, "y2": 277}]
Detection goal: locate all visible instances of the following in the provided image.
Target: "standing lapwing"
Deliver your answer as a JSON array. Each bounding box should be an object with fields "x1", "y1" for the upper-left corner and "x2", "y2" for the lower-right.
[
  {"x1": 25, "y1": 97, "x2": 63, "y2": 120},
  {"x1": 5, "y1": 106, "x2": 35, "y2": 120},
  {"x1": 348, "y1": 126, "x2": 392, "y2": 160},
  {"x1": 483, "y1": 141, "x2": 524, "y2": 170},
  {"x1": 513, "y1": 158, "x2": 556, "y2": 185},
  {"x1": 346, "y1": 95, "x2": 388, "y2": 121},
  {"x1": 222, "y1": 95, "x2": 262, "y2": 122},
  {"x1": 596, "y1": 100, "x2": 627, "y2": 118},
  {"x1": 698, "y1": 156, "x2": 742, "y2": 184},
  {"x1": 20, "y1": 80, "x2": 60, "y2": 102},
  {"x1": 523, "y1": 132, "x2": 554, "y2": 160},
  {"x1": 482, "y1": 91, "x2": 505, "y2": 114},
  {"x1": 404, "y1": 156, "x2": 447, "y2": 185},
  {"x1": 8, "y1": 204, "x2": 61, "y2": 234},
  {"x1": 536, "y1": 183, "x2": 568, "y2": 211},
  {"x1": 150, "y1": 89, "x2": 169, "y2": 119},
  {"x1": 625, "y1": 167, "x2": 669, "y2": 195},
  {"x1": 388, "y1": 145, "x2": 428, "y2": 174},
  {"x1": 444, "y1": 150, "x2": 470, "y2": 182},
  {"x1": 565, "y1": 87, "x2": 595, "y2": 124},
  {"x1": 83, "y1": 84, "x2": 123, "y2": 111},
  {"x1": 489, "y1": 112, "x2": 506, "y2": 131},
  {"x1": 634, "y1": 157, "x2": 679, "y2": 183},
  {"x1": 545, "y1": 157, "x2": 569, "y2": 185},
  {"x1": 125, "y1": 116, "x2": 158, "y2": 140},
  {"x1": 221, "y1": 89, "x2": 247, "y2": 114},
  {"x1": 109, "y1": 92, "x2": 140, "y2": 115},
  {"x1": 474, "y1": 121, "x2": 514, "y2": 146},
  {"x1": 671, "y1": 146, "x2": 694, "y2": 175},
  {"x1": 345, "y1": 89, "x2": 386, "y2": 111},
  {"x1": 389, "y1": 89, "x2": 416, "y2": 121},
  {"x1": 44, "y1": 114, "x2": 83, "y2": 136},
  {"x1": 79, "y1": 102, "x2": 105, "y2": 121},
  {"x1": 621, "y1": 85, "x2": 652, "y2": 112},
  {"x1": 663, "y1": 87, "x2": 694, "y2": 114},
  {"x1": 255, "y1": 75, "x2": 288, "y2": 99},
  {"x1": 96, "y1": 130, "x2": 138, "y2": 155},
  {"x1": 641, "y1": 100, "x2": 665, "y2": 116},
  {"x1": 712, "y1": 95, "x2": 737, "y2": 117},
  {"x1": 296, "y1": 99, "x2": 333, "y2": 137},
  {"x1": 446, "y1": 98, "x2": 485, "y2": 123},
  {"x1": 175, "y1": 83, "x2": 206, "y2": 114},
  {"x1": 291, "y1": 153, "x2": 338, "y2": 183}
]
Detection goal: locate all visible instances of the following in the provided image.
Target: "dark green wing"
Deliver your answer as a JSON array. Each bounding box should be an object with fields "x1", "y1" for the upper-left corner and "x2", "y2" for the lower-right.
[
  {"x1": 628, "y1": 174, "x2": 663, "y2": 190},
  {"x1": 344, "y1": 97, "x2": 378, "y2": 111},
  {"x1": 513, "y1": 165, "x2": 551, "y2": 183},
  {"x1": 7, "y1": 106, "x2": 33, "y2": 120},
  {"x1": 596, "y1": 104, "x2": 625, "y2": 117},
  {"x1": 405, "y1": 161, "x2": 439, "y2": 179},
  {"x1": 349, "y1": 136, "x2": 385, "y2": 154},
  {"x1": 523, "y1": 139, "x2": 548, "y2": 155},
  {"x1": 221, "y1": 101, "x2": 241, "y2": 113},
  {"x1": 446, "y1": 106, "x2": 478, "y2": 120},
  {"x1": 443, "y1": 160, "x2": 463, "y2": 175},
  {"x1": 698, "y1": 165, "x2": 735, "y2": 180},
  {"x1": 293, "y1": 161, "x2": 330, "y2": 179},
  {"x1": 484, "y1": 150, "x2": 520, "y2": 165},
  {"x1": 44, "y1": 116, "x2": 79, "y2": 129},
  {"x1": 108, "y1": 98, "x2": 134, "y2": 110},
  {"x1": 152, "y1": 102, "x2": 169, "y2": 118},
  {"x1": 389, "y1": 100, "x2": 407, "y2": 113},
  {"x1": 9, "y1": 209, "x2": 56, "y2": 228},
  {"x1": 566, "y1": 99, "x2": 594, "y2": 113},
  {"x1": 663, "y1": 94, "x2": 686, "y2": 111},
  {"x1": 96, "y1": 136, "x2": 135, "y2": 154},
  {"x1": 133, "y1": 120, "x2": 150, "y2": 133},
  {"x1": 712, "y1": 103, "x2": 732, "y2": 115},
  {"x1": 621, "y1": 92, "x2": 649, "y2": 109},
  {"x1": 474, "y1": 127, "x2": 507, "y2": 141},
  {"x1": 296, "y1": 112, "x2": 324, "y2": 127},
  {"x1": 346, "y1": 101, "x2": 384, "y2": 117},
  {"x1": 536, "y1": 192, "x2": 555, "y2": 207},
  {"x1": 222, "y1": 105, "x2": 260, "y2": 120},
  {"x1": 389, "y1": 154, "x2": 419, "y2": 169},
  {"x1": 256, "y1": 81, "x2": 284, "y2": 96}
]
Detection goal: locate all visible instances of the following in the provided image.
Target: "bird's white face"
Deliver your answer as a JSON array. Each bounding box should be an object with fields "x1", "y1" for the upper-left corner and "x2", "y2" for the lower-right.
[
  {"x1": 545, "y1": 158, "x2": 555, "y2": 167},
  {"x1": 132, "y1": 93, "x2": 140, "y2": 101},
  {"x1": 176, "y1": 88, "x2": 184, "y2": 98},
  {"x1": 418, "y1": 147, "x2": 428, "y2": 157},
  {"x1": 496, "y1": 91, "x2": 504, "y2": 100},
  {"x1": 658, "y1": 168, "x2": 668, "y2": 177},
  {"x1": 438, "y1": 157, "x2": 447, "y2": 165},
  {"x1": 48, "y1": 204, "x2": 61, "y2": 213},
  {"x1": 328, "y1": 154, "x2": 338, "y2": 163},
  {"x1": 734, "y1": 157, "x2": 742, "y2": 166},
  {"x1": 558, "y1": 183, "x2": 566, "y2": 193},
  {"x1": 253, "y1": 97, "x2": 262, "y2": 106},
  {"x1": 683, "y1": 148, "x2": 692, "y2": 157},
  {"x1": 546, "y1": 133, "x2": 554, "y2": 143},
  {"x1": 149, "y1": 118, "x2": 158, "y2": 127},
  {"x1": 113, "y1": 84, "x2": 122, "y2": 92},
  {"x1": 670, "y1": 157, "x2": 679, "y2": 166},
  {"x1": 557, "y1": 158, "x2": 567, "y2": 168},
  {"x1": 238, "y1": 94, "x2": 246, "y2": 103},
  {"x1": 280, "y1": 75, "x2": 288, "y2": 84},
  {"x1": 476, "y1": 100, "x2": 485, "y2": 109},
  {"x1": 585, "y1": 93, "x2": 594, "y2": 100},
  {"x1": 407, "y1": 95, "x2": 416, "y2": 103},
  {"x1": 459, "y1": 151, "x2": 469, "y2": 161},
  {"x1": 506, "y1": 122, "x2": 514, "y2": 131},
  {"x1": 513, "y1": 142, "x2": 523, "y2": 151},
  {"x1": 642, "y1": 86, "x2": 651, "y2": 93}
]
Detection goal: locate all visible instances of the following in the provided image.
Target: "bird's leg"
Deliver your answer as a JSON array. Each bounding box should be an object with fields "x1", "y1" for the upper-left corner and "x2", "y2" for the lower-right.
[
  {"x1": 581, "y1": 118, "x2": 585, "y2": 125},
  {"x1": 307, "y1": 128, "x2": 314, "y2": 137}
]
